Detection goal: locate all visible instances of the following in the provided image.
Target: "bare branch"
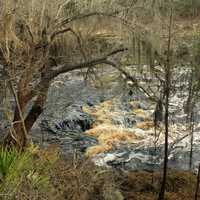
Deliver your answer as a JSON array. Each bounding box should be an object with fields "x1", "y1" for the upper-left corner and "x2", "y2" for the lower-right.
[
  {"x1": 50, "y1": 28, "x2": 71, "y2": 42},
  {"x1": 50, "y1": 28, "x2": 87, "y2": 61},
  {"x1": 47, "y1": 48, "x2": 128, "y2": 79},
  {"x1": 104, "y1": 60, "x2": 157, "y2": 101},
  {"x1": 57, "y1": 11, "x2": 119, "y2": 27}
]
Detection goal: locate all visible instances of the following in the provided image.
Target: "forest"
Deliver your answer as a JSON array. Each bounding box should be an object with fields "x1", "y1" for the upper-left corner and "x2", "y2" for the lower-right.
[{"x1": 0, "y1": 0, "x2": 200, "y2": 199}]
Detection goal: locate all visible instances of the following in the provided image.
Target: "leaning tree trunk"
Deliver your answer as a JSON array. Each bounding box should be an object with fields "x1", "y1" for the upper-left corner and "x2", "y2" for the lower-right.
[
  {"x1": 4, "y1": 81, "x2": 49, "y2": 149},
  {"x1": 2, "y1": 47, "x2": 128, "y2": 149},
  {"x1": 3, "y1": 85, "x2": 29, "y2": 148},
  {"x1": 4, "y1": 116, "x2": 28, "y2": 149}
]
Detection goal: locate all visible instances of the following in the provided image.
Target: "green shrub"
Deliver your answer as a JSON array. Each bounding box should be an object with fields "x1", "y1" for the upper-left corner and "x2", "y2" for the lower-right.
[
  {"x1": 0, "y1": 148, "x2": 19, "y2": 180},
  {"x1": 0, "y1": 145, "x2": 59, "y2": 199}
]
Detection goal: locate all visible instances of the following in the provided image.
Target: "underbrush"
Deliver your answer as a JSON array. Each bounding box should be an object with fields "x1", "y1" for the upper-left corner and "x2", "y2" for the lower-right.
[
  {"x1": 119, "y1": 170, "x2": 197, "y2": 200},
  {"x1": 0, "y1": 146, "x2": 198, "y2": 200},
  {"x1": 0, "y1": 145, "x2": 59, "y2": 200}
]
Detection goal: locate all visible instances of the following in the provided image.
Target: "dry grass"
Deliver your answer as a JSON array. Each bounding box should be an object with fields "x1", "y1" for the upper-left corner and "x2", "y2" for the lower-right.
[
  {"x1": 98, "y1": 129, "x2": 137, "y2": 145},
  {"x1": 86, "y1": 125, "x2": 136, "y2": 139},
  {"x1": 133, "y1": 109, "x2": 150, "y2": 120},
  {"x1": 83, "y1": 100, "x2": 151, "y2": 157},
  {"x1": 136, "y1": 120, "x2": 154, "y2": 130},
  {"x1": 16, "y1": 151, "x2": 199, "y2": 200},
  {"x1": 119, "y1": 170, "x2": 197, "y2": 200},
  {"x1": 83, "y1": 99, "x2": 185, "y2": 157},
  {"x1": 83, "y1": 100, "x2": 116, "y2": 126},
  {"x1": 48, "y1": 156, "x2": 120, "y2": 200},
  {"x1": 86, "y1": 144, "x2": 113, "y2": 157},
  {"x1": 85, "y1": 125, "x2": 138, "y2": 157},
  {"x1": 1, "y1": 146, "x2": 197, "y2": 200}
]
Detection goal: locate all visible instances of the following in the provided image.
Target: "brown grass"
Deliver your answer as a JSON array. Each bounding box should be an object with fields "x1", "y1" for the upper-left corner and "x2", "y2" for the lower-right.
[
  {"x1": 136, "y1": 120, "x2": 154, "y2": 130},
  {"x1": 133, "y1": 109, "x2": 150, "y2": 120},
  {"x1": 86, "y1": 144, "x2": 113, "y2": 157},
  {"x1": 85, "y1": 125, "x2": 138, "y2": 157},
  {"x1": 48, "y1": 157, "x2": 120, "y2": 200},
  {"x1": 16, "y1": 150, "x2": 198, "y2": 200},
  {"x1": 83, "y1": 100, "x2": 151, "y2": 157},
  {"x1": 98, "y1": 128, "x2": 137, "y2": 145},
  {"x1": 83, "y1": 100, "x2": 117, "y2": 127},
  {"x1": 119, "y1": 170, "x2": 197, "y2": 200}
]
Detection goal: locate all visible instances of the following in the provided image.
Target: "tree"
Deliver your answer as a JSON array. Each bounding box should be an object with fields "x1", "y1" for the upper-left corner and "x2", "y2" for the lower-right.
[
  {"x1": 157, "y1": 5, "x2": 173, "y2": 200},
  {"x1": 2, "y1": 0, "x2": 176, "y2": 149},
  {"x1": 195, "y1": 164, "x2": 200, "y2": 200},
  {"x1": 0, "y1": 0, "x2": 132, "y2": 149}
]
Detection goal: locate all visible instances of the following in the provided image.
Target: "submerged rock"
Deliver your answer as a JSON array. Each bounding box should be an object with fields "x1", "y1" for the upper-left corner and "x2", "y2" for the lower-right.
[
  {"x1": 91, "y1": 145, "x2": 162, "y2": 171},
  {"x1": 40, "y1": 104, "x2": 94, "y2": 134},
  {"x1": 37, "y1": 104, "x2": 96, "y2": 155},
  {"x1": 112, "y1": 113, "x2": 137, "y2": 128},
  {"x1": 33, "y1": 131, "x2": 98, "y2": 156}
]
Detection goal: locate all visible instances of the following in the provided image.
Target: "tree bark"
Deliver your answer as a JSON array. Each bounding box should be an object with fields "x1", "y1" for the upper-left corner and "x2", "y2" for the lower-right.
[
  {"x1": 157, "y1": 67, "x2": 170, "y2": 200},
  {"x1": 195, "y1": 164, "x2": 200, "y2": 200},
  {"x1": 157, "y1": 8, "x2": 173, "y2": 200},
  {"x1": 4, "y1": 80, "x2": 49, "y2": 149},
  {"x1": 3, "y1": 48, "x2": 127, "y2": 149},
  {"x1": 189, "y1": 111, "x2": 194, "y2": 170}
]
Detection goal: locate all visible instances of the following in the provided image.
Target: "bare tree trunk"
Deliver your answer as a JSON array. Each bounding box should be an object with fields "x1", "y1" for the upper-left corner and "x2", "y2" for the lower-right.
[
  {"x1": 157, "y1": 8, "x2": 173, "y2": 200},
  {"x1": 195, "y1": 164, "x2": 200, "y2": 200},
  {"x1": 3, "y1": 81, "x2": 29, "y2": 149},
  {"x1": 4, "y1": 81, "x2": 49, "y2": 149},
  {"x1": 3, "y1": 104, "x2": 28, "y2": 149},
  {"x1": 184, "y1": 68, "x2": 195, "y2": 170},
  {"x1": 189, "y1": 110, "x2": 194, "y2": 170},
  {"x1": 157, "y1": 67, "x2": 170, "y2": 200}
]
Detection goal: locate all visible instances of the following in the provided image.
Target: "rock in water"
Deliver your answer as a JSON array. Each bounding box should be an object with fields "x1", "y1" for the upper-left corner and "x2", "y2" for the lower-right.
[
  {"x1": 40, "y1": 104, "x2": 94, "y2": 134},
  {"x1": 38, "y1": 104, "x2": 96, "y2": 155}
]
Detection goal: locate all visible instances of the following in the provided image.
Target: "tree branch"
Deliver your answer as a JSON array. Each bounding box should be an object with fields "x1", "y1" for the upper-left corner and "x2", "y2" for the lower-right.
[
  {"x1": 42, "y1": 46, "x2": 157, "y2": 102},
  {"x1": 104, "y1": 60, "x2": 157, "y2": 101},
  {"x1": 57, "y1": 11, "x2": 119, "y2": 27},
  {"x1": 50, "y1": 27, "x2": 87, "y2": 61},
  {"x1": 50, "y1": 28, "x2": 71, "y2": 42},
  {"x1": 47, "y1": 48, "x2": 128, "y2": 79}
]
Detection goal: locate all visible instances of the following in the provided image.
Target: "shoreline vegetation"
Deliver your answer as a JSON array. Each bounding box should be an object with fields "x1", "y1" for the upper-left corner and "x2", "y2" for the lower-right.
[
  {"x1": 0, "y1": 146, "x2": 197, "y2": 200},
  {"x1": 1, "y1": 0, "x2": 200, "y2": 199}
]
